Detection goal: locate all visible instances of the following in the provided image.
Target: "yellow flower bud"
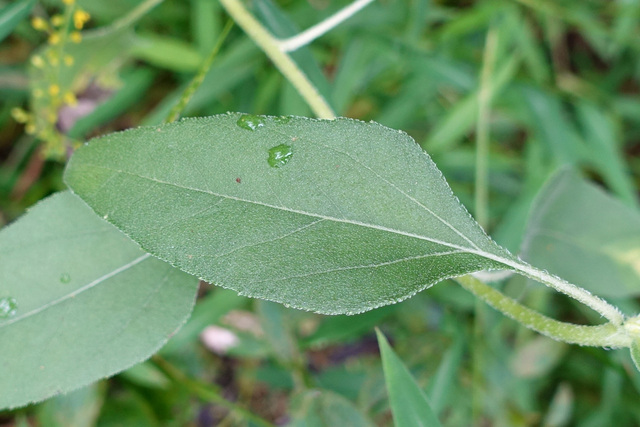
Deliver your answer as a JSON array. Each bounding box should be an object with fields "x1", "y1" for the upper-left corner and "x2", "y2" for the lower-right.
[
  {"x1": 51, "y1": 15, "x2": 65, "y2": 27},
  {"x1": 47, "y1": 111, "x2": 58, "y2": 123},
  {"x1": 70, "y1": 31, "x2": 82, "y2": 43},
  {"x1": 31, "y1": 17, "x2": 48, "y2": 31},
  {"x1": 48, "y1": 32, "x2": 61, "y2": 45},
  {"x1": 11, "y1": 108, "x2": 29, "y2": 123},
  {"x1": 47, "y1": 50, "x2": 59, "y2": 66},
  {"x1": 48, "y1": 84, "x2": 60, "y2": 96},
  {"x1": 31, "y1": 55, "x2": 45, "y2": 68},
  {"x1": 62, "y1": 0, "x2": 75, "y2": 5},
  {"x1": 73, "y1": 10, "x2": 90, "y2": 29},
  {"x1": 25, "y1": 123, "x2": 37, "y2": 135},
  {"x1": 63, "y1": 92, "x2": 77, "y2": 106},
  {"x1": 64, "y1": 55, "x2": 74, "y2": 66}
]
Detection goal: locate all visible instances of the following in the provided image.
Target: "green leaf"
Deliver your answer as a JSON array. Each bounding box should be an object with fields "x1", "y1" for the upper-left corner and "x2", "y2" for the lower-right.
[
  {"x1": 522, "y1": 168, "x2": 640, "y2": 298},
  {"x1": 0, "y1": 0, "x2": 36, "y2": 43},
  {"x1": 0, "y1": 192, "x2": 199, "y2": 410},
  {"x1": 376, "y1": 329, "x2": 442, "y2": 427},
  {"x1": 130, "y1": 33, "x2": 203, "y2": 73},
  {"x1": 64, "y1": 113, "x2": 518, "y2": 315},
  {"x1": 256, "y1": 300, "x2": 299, "y2": 363},
  {"x1": 631, "y1": 340, "x2": 640, "y2": 372},
  {"x1": 301, "y1": 305, "x2": 396, "y2": 349},
  {"x1": 288, "y1": 389, "x2": 373, "y2": 427},
  {"x1": 36, "y1": 383, "x2": 105, "y2": 427}
]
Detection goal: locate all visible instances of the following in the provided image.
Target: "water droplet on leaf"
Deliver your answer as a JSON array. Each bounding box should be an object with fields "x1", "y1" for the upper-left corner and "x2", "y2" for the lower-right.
[
  {"x1": 274, "y1": 115, "x2": 291, "y2": 124},
  {"x1": 60, "y1": 273, "x2": 71, "y2": 283},
  {"x1": 236, "y1": 114, "x2": 265, "y2": 131},
  {"x1": 267, "y1": 144, "x2": 294, "y2": 168},
  {"x1": 0, "y1": 297, "x2": 17, "y2": 319}
]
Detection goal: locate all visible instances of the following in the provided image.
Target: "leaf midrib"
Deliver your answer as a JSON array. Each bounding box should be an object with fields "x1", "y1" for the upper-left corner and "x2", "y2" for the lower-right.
[
  {"x1": 0, "y1": 253, "x2": 151, "y2": 328},
  {"x1": 81, "y1": 164, "x2": 511, "y2": 267}
]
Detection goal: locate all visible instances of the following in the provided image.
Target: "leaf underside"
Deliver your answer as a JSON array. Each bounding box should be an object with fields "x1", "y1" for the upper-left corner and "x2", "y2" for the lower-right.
[
  {"x1": 65, "y1": 113, "x2": 515, "y2": 314},
  {"x1": 522, "y1": 168, "x2": 640, "y2": 298},
  {"x1": 0, "y1": 192, "x2": 198, "y2": 410}
]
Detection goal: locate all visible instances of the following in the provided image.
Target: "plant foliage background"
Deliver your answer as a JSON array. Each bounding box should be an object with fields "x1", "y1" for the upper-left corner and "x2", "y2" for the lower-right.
[{"x1": 1, "y1": 0, "x2": 640, "y2": 425}]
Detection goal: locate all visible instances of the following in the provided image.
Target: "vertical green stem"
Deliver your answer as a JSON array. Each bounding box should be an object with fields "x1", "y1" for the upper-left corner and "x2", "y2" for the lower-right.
[
  {"x1": 475, "y1": 26, "x2": 497, "y2": 230},
  {"x1": 472, "y1": 26, "x2": 498, "y2": 425},
  {"x1": 165, "y1": 19, "x2": 234, "y2": 123},
  {"x1": 220, "y1": 0, "x2": 336, "y2": 119}
]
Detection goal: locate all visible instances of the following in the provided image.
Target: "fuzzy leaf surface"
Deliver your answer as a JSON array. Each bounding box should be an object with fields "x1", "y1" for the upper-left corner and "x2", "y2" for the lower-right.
[{"x1": 65, "y1": 114, "x2": 516, "y2": 314}]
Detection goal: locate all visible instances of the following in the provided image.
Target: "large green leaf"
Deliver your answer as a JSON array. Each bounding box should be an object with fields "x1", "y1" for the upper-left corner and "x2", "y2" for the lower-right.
[
  {"x1": 522, "y1": 168, "x2": 640, "y2": 298},
  {"x1": 376, "y1": 329, "x2": 442, "y2": 427},
  {"x1": 0, "y1": 192, "x2": 198, "y2": 410},
  {"x1": 64, "y1": 113, "x2": 518, "y2": 314}
]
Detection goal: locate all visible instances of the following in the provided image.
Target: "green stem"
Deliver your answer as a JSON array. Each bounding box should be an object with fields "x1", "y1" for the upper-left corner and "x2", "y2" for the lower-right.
[
  {"x1": 493, "y1": 256, "x2": 624, "y2": 325},
  {"x1": 219, "y1": 0, "x2": 336, "y2": 119},
  {"x1": 471, "y1": 27, "x2": 497, "y2": 423},
  {"x1": 151, "y1": 355, "x2": 276, "y2": 427},
  {"x1": 278, "y1": 0, "x2": 375, "y2": 52},
  {"x1": 474, "y1": 26, "x2": 497, "y2": 230},
  {"x1": 165, "y1": 19, "x2": 234, "y2": 123},
  {"x1": 456, "y1": 275, "x2": 630, "y2": 348}
]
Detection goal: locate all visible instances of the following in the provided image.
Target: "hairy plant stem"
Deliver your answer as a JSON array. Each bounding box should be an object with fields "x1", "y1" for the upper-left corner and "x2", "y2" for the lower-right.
[
  {"x1": 151, "y1": 355, "x2": 276, "y2": 427},
  {"x1": 496, "y1": 257, "x2": 624, "y2": 325},
  {"x1": 165, "y1": 19, "x2": 234, "y2": 123},
  {"x1": 220, "y1": 0, "x2": 336, "y2": 119},
  {"x1": 456, "y1": 275, "x2": 630, "y2": 348}
]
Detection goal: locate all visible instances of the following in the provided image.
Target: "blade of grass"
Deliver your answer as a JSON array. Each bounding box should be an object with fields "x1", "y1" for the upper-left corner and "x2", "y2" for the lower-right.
[
  {"x1": 376, "y1": 329, "x2": 443, "y2": 427},
  {"x1": 0, "y1": 0, "x2": 36, "y2": 43}
]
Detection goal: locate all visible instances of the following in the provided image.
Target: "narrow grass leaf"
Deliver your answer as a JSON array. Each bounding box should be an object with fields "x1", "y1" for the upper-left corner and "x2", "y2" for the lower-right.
[
  {"x1": 426, "y1": 334, "x2": 464, "y2": 415},
  {"x1": 65, "y1": 114, "x2": 517, "y2": 315},
  {"x1": 0, "y1": 0, "x2": 36, "y2": 43},
  {"x1": 130, "y1": 34, "x2": 203, "y2": 73},
  {"x1": 376, "y1": 329, "x2": 442, "y2": 427},
  {"x1": 0, "y1": 192, "x2": 198, "y2": 410}
]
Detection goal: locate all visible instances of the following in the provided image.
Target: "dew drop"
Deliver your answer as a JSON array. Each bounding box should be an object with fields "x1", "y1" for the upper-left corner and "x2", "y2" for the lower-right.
[
  {"x1": 0, "y1": 297, "x2": 18, "y2": 319},
  {"x1": 236, "y1": 114, "x2": 265, "y2": 131},
  {"x1": 274, "y1": 115, "x2": 292, "y2": 124},
  {"x1": 267, "y1": 144, "x2": 294, "y2": 168},
  {"x1": 60, "y1": 272, "x2": 71, "y2": 283}
]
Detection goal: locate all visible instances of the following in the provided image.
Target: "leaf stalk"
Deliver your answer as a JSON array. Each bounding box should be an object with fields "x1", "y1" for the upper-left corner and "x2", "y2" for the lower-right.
[{"x1": 455, "y1": 275, "x2": 630, "y2": 348}]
